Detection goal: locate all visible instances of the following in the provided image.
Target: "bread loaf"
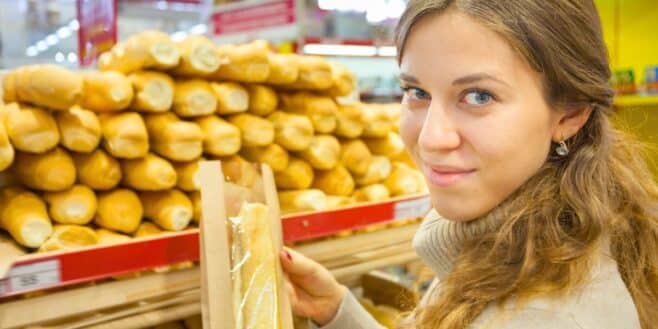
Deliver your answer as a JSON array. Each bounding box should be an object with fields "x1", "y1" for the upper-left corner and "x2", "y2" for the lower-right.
[
  {"x1": 220, "y1": 155, "x2": 259, "y2": 188},
  {"x1": 326, "y1": 195, "x2": 354, "y2": 209},
  {"x1": 3, "y1": 65, "x2": 82, "y2": 110},
  {"x1": 173, "y1": 79, "x2": 217, "y2": 118},
  {"x1": 384, "y1": 163, "x2": 423, "y2": 196},
  {"x1": 312, "y1": 165, "x2": 355, "y2": 196},
  {"x1": 361, "y1": 104, "x2": 392, "y2": 138},
  {"x1": 335, "y1": 104, "x2": 364, "y2": 138},
  {"x1": 340, "y1": 139, "x2": 372, "y2": 176},
  {"x1": 211, "y1": 82, "x2": 249, "y2": 115},
  {"x1": 99, "y1": 112, "x2": 149, "y2": 159},
  {"x1": 121, "y1": 153, "x2": 177, "y2": 191},
  {"x1": 80, "y1": 71, "x2": 134, "y2": 112},
  {"x1": 287, "y1": 56, "x2": 333, "y2": 90},
  {"x1": 227, "y1": 113, "x2": 275, "y2": 147},
  {"x1": 98, "y1": 30, "x2": 180, "y2": 73},
  {"x1": 247, "y1": 84, "x2": 278, "y2": 116},
  {"x1": 352, "y1": 184, "x2": 390, "y2": 202},
  {"x1": 328, "y1": 62, "x2": 356, "y2": 97},
  {"x1": 95, "y1": 189, "x2": 143, "y2": 234},
  {"x1": 268, "y1": 111, "x2": 314, "y2": 152},
  {"x1": 274, "y1": 157, "x2": 314, "y2": 190},
  {"x1": 55, "y1": 106, "x2": 102, "y2": 153},
  {"x1": 194, "y1": 115, "x2": 241, "y2": 156},
  {"x1": 96, "y1": 228, "x2": 132, "y2": 245},
  {"x1": 280, "y1": 92, "x2": 337, "y2": 133},
  {"x1": 172, "y1": 35, "x2": 222, "y2": 77},
  {"x1": 43, "y1": 184, "x2": 97, "y2": 225},
  {"x1": 300, "y1": 135, "x2": 341, "y2": 170},
  {"x1": 2, "y1": 102, "x2": 59, "y2": 153},
  {"x1": 173, "y1": 160, "x2": 200, "y2": 191},
  {"x1": 38, "y1": 224, "x2": 97, "y2": 252},
  {"x1": 72, "y1": 149, "x2": 122, "y2": 190},
  {"x1": 0, "y1": 112, "x2": 14, "y2": 171},
  {"x1": 129, "y1": 71, "x2": 175, "y2": 112},
  {"x1": 364, "y1": 132, "x2": 405, "y2": 157},
  {"x1": 214, "y1": 40, "x2": 271, "y2": 83},
  {"x1": 266, "y1": 53, "x2": 299, "y2": 85},
  {"x1": 144, "y1": 113, "x2": 203, "y2": 161},
  {"x1": 241, "y1": 144, "x2": 289, "y2": 172},
  {"x1": 353, "y1": 156, "x2": 392, "y2": 186},
  {"x1": 0, "y1": 186, "x2": 53, "y2": 248},
  {"x1": 13, "y1": 147, "x2": 76, "y2": 191},
  {"x1": 134, "y1": 221, "x2": 163, "y2": 237},
  {"x1": 278, "y1": 189, "x2": 327, "y2": 214},
  {"x1": 140, "y1": 189, "x2": 193, "y2": 231}
]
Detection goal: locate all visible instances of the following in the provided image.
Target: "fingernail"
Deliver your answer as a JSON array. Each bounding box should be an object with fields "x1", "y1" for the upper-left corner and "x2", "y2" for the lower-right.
[{"x1": 284, "y1": 250, "x2": 292, "y2": 261}]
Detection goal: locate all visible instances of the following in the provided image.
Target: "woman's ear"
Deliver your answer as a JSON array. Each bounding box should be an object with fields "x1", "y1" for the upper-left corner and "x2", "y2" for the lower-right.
[{"x1": 552, "y1": 104, "x2": 593, "y2": 141}]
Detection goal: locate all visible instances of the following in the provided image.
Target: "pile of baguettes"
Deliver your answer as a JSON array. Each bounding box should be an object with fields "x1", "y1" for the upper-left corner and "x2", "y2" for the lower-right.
[{"x1": 0, "y1": 31, "x2": 426, "y2": 252}]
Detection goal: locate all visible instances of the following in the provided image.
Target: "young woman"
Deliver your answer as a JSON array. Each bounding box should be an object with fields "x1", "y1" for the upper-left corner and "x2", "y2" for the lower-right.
[{"x1": 280, "y1": 1, "x2": 658, "y2": 328}]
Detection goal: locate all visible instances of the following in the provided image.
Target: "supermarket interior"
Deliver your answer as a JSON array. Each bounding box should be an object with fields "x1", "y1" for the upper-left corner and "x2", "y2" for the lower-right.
[{"x1": 0, "y1": 1, "x2": 657, "y2": 329}]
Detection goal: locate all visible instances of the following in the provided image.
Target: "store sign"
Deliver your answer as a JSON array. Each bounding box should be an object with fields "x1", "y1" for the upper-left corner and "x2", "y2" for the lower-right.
[
  {"x1": 212, "y1": 0, "x2": 296, "y2": 36},
  {"x1": 76, "y1": 0, "x2": 118, "y2": 66}
]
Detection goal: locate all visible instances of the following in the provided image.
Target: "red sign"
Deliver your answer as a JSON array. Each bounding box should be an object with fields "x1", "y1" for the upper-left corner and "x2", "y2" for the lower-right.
[
  {"x1": 212, "y1": 0, "x2": 296, "y2": 35},
  {"x1": 76, "y1": 0, "x2": 118, "y2": 66}
]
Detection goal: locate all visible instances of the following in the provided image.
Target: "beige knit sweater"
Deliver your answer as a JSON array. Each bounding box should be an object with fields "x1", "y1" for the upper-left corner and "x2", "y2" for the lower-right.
[{"x1": 314, "y1": 210, "x2": 641, "y2": 329}]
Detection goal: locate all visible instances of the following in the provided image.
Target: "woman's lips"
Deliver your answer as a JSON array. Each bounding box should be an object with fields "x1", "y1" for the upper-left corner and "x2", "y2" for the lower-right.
[{"x1": 424, "y1": 165, "x2": 476, "y2": 187}]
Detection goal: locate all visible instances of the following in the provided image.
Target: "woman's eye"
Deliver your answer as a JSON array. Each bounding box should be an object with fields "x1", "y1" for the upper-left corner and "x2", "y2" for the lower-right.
[
  {"x1": 402, "y1": 87, "x2": 430, "y2": 101},
  {"x1": 462, "y1": 90, "x2": 494, "y2": 106}
]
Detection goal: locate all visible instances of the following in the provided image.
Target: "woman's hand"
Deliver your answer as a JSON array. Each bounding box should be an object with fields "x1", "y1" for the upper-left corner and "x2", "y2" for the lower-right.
[{"x1": 280, "y1": 247, "x2": 347, "y2": 326}]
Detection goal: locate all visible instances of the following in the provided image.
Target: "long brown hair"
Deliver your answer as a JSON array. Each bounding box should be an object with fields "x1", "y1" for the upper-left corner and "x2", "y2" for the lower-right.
[{"x1": 396, "y1": 1, "x2": 658, "y2": 328}]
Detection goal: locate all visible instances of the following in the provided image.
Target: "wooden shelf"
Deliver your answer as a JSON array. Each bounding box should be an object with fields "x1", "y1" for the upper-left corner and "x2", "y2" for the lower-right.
[
  {"x1": 0, "y1": 223, "x2": 420, "y2": 329},
  {"x1": 614, "y1": 94, "x2": 658, "y2": 108}
]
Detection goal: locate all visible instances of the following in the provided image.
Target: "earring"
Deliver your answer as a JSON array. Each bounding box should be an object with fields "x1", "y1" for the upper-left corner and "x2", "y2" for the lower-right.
[{"x1": 555, "y1": 140, "x2": 569, "y2": 156}]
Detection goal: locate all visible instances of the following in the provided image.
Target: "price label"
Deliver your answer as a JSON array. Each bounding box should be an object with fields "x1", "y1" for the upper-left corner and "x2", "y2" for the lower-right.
[
  {"x1": 394, "y1": 196, "x2": 432, "y2": 221},
  {"x1": 7, "y1": 260, "x2": 61, "y2": 294}
]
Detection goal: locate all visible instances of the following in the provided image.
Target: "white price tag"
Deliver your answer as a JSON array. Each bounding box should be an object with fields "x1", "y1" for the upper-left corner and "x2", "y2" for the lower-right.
[
  {"x1": 394, "y1": 196, "x2": 432, "y2": 221},
  {"x1": 7, "y1": 260, "x2": 61, "y2": 293}
]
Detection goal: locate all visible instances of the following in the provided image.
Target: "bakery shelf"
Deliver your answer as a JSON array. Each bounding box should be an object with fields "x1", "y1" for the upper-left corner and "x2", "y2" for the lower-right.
[
  {"x1": 0, "y1": 222, "x2": 420, "y2": 329},
  {"x1": 0, "y1": 194, "x2": 430, "y2": 299}
]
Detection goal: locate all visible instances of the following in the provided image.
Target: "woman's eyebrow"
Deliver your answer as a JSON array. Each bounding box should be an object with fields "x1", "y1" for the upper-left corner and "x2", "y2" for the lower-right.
[
  {"x1": 399, "y1": 73, "x2": 420, "y2": 84},
  {"x1": 452, "y1": 73, "x2": 511, "y2": 88}
]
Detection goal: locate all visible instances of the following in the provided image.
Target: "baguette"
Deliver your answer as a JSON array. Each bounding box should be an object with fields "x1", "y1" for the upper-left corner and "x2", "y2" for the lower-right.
[
  {"x1": 220, "y1": 155, "x2": 259, "y2": 188},
  {"x1": 328, "y1": 62, "x2": 356, "y2": 97},
  {"x1": 3, "y1": 65, "x2": 82, "y2": 110},
  {"x1": 134, "y1": 221, "x2": 163, "y2": 237},
  {"x1": 353, "y1": 156, "x2": 392, "y2": 186},
  {"x1": 267, "y1": 111, "x2": 314, "y2": 152},
  {"x1": 352, "y1": 184, "x2": 390, "y2": 202},
  {"x1": 43, "y1": 184, "x2": 97, "y2": 225},
  {"x1": 72, "y1": 148, "x2": 122, "y2": 190},
  {"x1": 214, "y1": 40, "x2": 271, "y2": 83},
  {"x1": 384, "y1": 162, "x2": 423, "y2": 196},
  {"x1": 96, "y1": 228, "x2": 132, "y2": 245},
  {"x1": 55, "y1": 106, "x2": 102, "y2": 153},
  {"x1": 299, "y1": 135, "x2": 341, "y2": 170},
  {"x1": 335, "y1": 103, "x2": 364, "y2": 138},
  {"x1": 326, "y1": 195, "x2": 354, "y2": 209},
  {"x1": 361, "y1": 104, "x2": 392, "y2": 138},
  {"x1": 129, "y1": 71, "x2": 175, "y2": 112},
  {"x1": 38, "y1": 224, "x2": 97, "y2": 252},
  {"x1": 0, "y1": 111, "x2": 14, "y2": 171},
  {"x1": 212, "y1": 82, "x2": 249, "y2": 115},
  {"x1": 173, "y1": 79, "x2": 217, "y2": 117},
  {"x1": 274, "y1": 157, "x2": 314, "y2": 190},
  {"x1": 0, "y1": 186, "x2": 53, "y2": 248},
  {"x1": 227, "y1": 113, "x2": 275, "y2": 147},
  {"x1": 247, "y1": 84, "x2": 278, "y2": 116},
  {"x1": 278, "y1": 189, "x2": 327, "y2": 214},
  {"x1": 13, "y1": 147, "x2": 76, "y2": 191},
  {"x1": 172, "y1": 35, "x2": 222, "y2": 77},
  {"x1": 364, "y1": 131, "x2": 405, "y2": 157},
  {"x1": 2, "y1": 102, "x2": 59, "y2": 153},
  {"x1": 312, "y1": 165, "x2": 355, "y2": 196},
  {"x1": 140, "y1": 189, "x2": 193, "y2": 231},
  {"x1": 266, "y1": 53, "x2": 299, "y2": 85},
  {"x1": 280, "y1": 92, "x2": 337, "y2": 133},
  {"x1": 121, "y1": 153, "x2": 177, "y2": 191},
  {"x1": 95, "y1": 189, "x2": 143, "y2": 234},
  {"x1": 194, "y1": 115, "x2": 241, "y2": 156},
  {"x1": 286, "y1": 56, "x2": 333, "y2": 90},
  {"x1": 241, "y1": 144, "x2": 289, "y2": 172},
  {"x1": 80, "y1": 70, "x2": 134, "y2": 112},
  {"x1": 173, "y1": 159, "x2": 201, "y2": 191},
  {"x1": 144, "y1": 113, "x2": 204, "y2": 161},
  {"x1": 340, "y1": 139, "x2": 373, "y2": 176},
  {"x1": 99, "y1": 112, "x2": 149, "y2": 159},
  {"x1": 98, "y1": 30, "x2": 180, "y2": 73}
]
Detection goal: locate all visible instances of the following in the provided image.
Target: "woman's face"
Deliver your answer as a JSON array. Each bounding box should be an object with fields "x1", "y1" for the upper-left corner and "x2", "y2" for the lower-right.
[{"x1": 399, "y1": 11, "x2": 563, "y2": 221}]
